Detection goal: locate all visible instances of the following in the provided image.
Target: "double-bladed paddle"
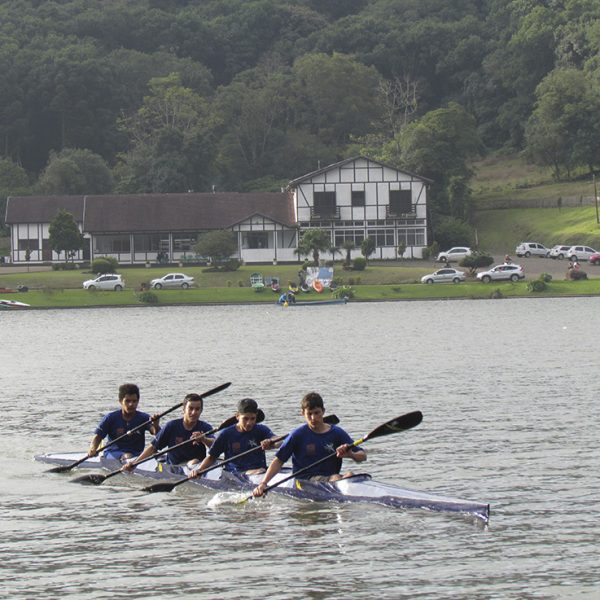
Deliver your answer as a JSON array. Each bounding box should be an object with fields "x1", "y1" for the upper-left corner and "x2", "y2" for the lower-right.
[
  {"x1": 72, "y1": 415, "x2": 239, "y2": 485},
  {"x1": 47, "y1": 381, "x2": 232, "y2": 473},
  {"x1": 142, "y1": 414, "x2": 341, "y2": 494},
  {"x1": 239, "y1": 410, "x2": 423, "y2": 504}
]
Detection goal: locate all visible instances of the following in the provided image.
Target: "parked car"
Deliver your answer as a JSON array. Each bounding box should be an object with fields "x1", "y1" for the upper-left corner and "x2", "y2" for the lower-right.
[
  {"x1": 515, "y1": 242, "x2": 550, "y2": 258},
  {"x1": 567, "y1": 245, "x2": 599, "y2": 262},
  {"x1": 548, "y1": 245, "x2": 572, "y2": 260},
  {"x1": 150, "y1": 272, "x2": 195, "y2": 289},
  {"x1": 589, "y1": 253, "x2": 600, "y2": 265},
  {"x1": 421, "y1": 268, "x2": 466, "y2": 284},
  {"x1": 476, "y1": 264, "x2": 525, "y2": 283},
  {"x1": 436, "y1": 247, "x2": 472, "y2": 263},
  {"x1": 83, "y1": 274, "x2": 125, "y2": 291}
]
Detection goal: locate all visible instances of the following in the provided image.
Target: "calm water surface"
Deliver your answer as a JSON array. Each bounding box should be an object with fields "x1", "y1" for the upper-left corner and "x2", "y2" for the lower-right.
[{"x1": 1, "y1": 299, "x2": 599, "y2": 599}]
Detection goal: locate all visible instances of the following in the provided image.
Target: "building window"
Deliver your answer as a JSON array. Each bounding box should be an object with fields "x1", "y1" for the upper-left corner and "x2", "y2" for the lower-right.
[
  {"x1": 242, "y1": 232, "x2": 269, "y2": 249},
  {"x1": 333, "y1": 229, "x2": 364, "y2": 247},
  {"x1": 314, "y1": 191, "x2": 337, "y2": 217},
  {"x1": 398, "y1": 228, "x2": 426, "y2": 246},
  {"x1": 389, "y1": 190, "x2": 413, "y2": 214},
  {"x1": 133, "y1": 234, "x2": 161, "y2": 252},
  {"x1": 95, "y1": 235, "x2": 130, "y2": 253},
  {"x1": 173, "y1": 234, "x2": 197, "y2": 252},
  {"x1": 367, "y1": 229, "x2": 395, "y2": 247},
  {"x1": 18, "y1": 239, "x2": 39, "y2": 250},
  {"x1": 351, "y1": 190, "x2": 365, "y2": 207}
]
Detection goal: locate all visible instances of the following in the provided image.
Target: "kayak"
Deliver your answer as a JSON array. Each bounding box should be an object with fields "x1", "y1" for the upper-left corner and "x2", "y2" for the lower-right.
[
  {"x1": 35, "y1": 452, "x2": 490, "y2": 523},
  {"x1": 0, "y1": 299, "x2": 30, "y2": 309},
  {"x1": 280, "y1": 298, "x2": 348, "y2": 307}
]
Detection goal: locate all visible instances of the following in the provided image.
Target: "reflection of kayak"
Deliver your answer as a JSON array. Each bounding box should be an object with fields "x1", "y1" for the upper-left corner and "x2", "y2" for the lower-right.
[
  {"x1": 281, "y1": 298, "x2": 347, "y2": 307},
  {"x1": 312, "y1": 280, "x2": 324, "y2": 293},
  {"x1": 0, "y1": 299, "x2": 30, "y2": 309},
  {"x1": 34, "y1": 452, "x2": 489, "y2": 523}
]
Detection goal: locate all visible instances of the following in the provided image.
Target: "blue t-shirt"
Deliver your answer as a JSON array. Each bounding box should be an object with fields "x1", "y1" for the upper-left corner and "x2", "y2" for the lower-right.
[
  {"x1": 276, "y1": 424, "x2": 360, "y2": 478},
  {"x1": 209, "y1": 423, "x2": 275, "y2": 472},
  {"x1": 151, "y1": 418, "x2": 213, "y2": 464},
  {"x1": 94, "y1": 409, "x2": 153, "y2": 456}
]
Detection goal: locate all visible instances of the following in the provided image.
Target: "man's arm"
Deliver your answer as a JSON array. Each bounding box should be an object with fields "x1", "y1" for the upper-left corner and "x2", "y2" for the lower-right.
[{"x1": 252, "y1": 457, "x2": 284, "y2": 497}]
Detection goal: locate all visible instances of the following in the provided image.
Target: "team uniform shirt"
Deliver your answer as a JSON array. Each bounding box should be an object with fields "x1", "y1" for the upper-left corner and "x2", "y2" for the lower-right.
[
  {"x1": 275, "y1": 424, "x2": 361, "y2": 479},
  {"x1": 151, "y1": 418, "x2": 213, "y2": 464},
  {"x1": 94, "y1": 409, "x2": 153, "y2": 459},
  {"x1": 209, "y1": 423, "x2": 275, "y2": 472}
]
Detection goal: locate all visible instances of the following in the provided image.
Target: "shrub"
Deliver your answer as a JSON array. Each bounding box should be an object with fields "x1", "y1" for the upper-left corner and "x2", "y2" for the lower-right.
[
  {"x1": 490, "y1": 289, "x2": 504, "y2": 299},
  {"x1": 332, "y1": 285, "x2": 355, "y2": 299},
  {"x1": 353, "y1": 257, "x2": 366, "y2": 270},
  {"x1": 421, "y1": 247, "x2": 431, "y2": 260},
  {"x1": 92, "y1": 257, "x2": 118, "y2": 274},
  {"x1": 429, "y1": 241, "x2": 439, "y2": 257},
  {"x1": 539, "y1": 273, "x2": 553, "y2": 283},
  {"x1": 138, "y1": 291, "x2": 159, "y2": 304},
  {"x1": 223, "y1": 258, "x2": 241, "y2": 271},
  {"x1": 238, "y1": 280, "x2": 244, "y2": 287},
  {"x1": 460, "y1": 252, "x2": 494, "y2": 276},
  {"x1": 527, "y1": 279, "x2": 547, "y2": 292},
  {"x1": 226, "y1": 280, "x2": 232, "y2": 287}
]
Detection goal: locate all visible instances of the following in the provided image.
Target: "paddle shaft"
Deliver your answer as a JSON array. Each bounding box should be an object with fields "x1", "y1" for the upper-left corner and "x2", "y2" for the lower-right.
[{"x1": 49, "y1": 381, "x2": 231, "y2": 473}]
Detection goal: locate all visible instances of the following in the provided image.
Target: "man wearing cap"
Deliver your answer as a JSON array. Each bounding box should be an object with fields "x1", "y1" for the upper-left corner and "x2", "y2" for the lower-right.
[{"x1": 192, "y1": 398, "x2": 278, "y2": 476}]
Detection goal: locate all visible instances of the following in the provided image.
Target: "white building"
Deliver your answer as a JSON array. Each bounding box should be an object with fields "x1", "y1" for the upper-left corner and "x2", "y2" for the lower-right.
[{"x1": 289, "y1": 156, "x2": 430, "y2": 259}]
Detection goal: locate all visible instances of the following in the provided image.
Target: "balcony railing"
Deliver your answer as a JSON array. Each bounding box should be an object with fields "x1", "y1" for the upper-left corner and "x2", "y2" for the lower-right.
[
  {"x1": 386, "y1": 205, "x2": 416, "y2": 218},
  {"x1": 310, "y1": 206, "x2": 340, "y2": 220}
]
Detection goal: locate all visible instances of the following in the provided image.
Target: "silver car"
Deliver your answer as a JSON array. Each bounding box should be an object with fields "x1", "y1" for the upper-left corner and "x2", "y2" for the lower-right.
[
  {"x1": 548, "y1": 245, "x2": 572, "y2": 260},
  {"x1": 566, "y1": 245, "x2": 598, "y2": 262},
  {"x1": 421, "y1": 267, "x2": 466, "y2": 284},
  {"x1": 515, "y1": 242, "x2": 549, "y2": 258},
  {"x1": 83, "y1": 274, "x2": 125, "y2": 291},
  {"x1": 150, "y1": 272, "x2": 195, "y2": 289},
  {"x1": 476, "y1": 264, "x2": 525, "y2": 283},
  {"x1": 436, "y1": 247, "x2": 472, "y2": 263}
]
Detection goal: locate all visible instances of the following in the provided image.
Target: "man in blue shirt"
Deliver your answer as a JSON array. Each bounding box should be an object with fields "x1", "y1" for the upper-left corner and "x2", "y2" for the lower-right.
[
  {"x1": 124, "y1": 393, "x2": 214, "y2": 469},
  {"x1": 192, "y1": 398, "x2": 278, "y2": 475},
  {"x1": 88, "y1": 383, "x2": 160, "y2": 461},
  {"x1": 253, "y1": 392, "x2": 366, "y2": 497}
]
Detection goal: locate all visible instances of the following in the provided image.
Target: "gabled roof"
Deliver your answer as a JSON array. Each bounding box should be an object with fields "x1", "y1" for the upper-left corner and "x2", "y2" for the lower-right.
[
  {"x1": 5, "y1": 192, "x2": 296, "y2": 231},
  {"x1": 5, "y1": 195, "x2": 85, "y2": 224},
  {"x1": 287, "y1": 156, "x2": 433, "y2": 187}
]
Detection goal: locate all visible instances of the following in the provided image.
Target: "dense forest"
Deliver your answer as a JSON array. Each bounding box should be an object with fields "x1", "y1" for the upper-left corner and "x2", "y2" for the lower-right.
[{"x1": 1, "y1": 0, "x2": 600, "y2": 232}]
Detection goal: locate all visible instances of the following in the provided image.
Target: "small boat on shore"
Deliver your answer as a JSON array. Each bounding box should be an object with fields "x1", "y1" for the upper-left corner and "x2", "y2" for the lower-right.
[
  {"x1": 0, "y1": 299, "x2": 30, "y2": 309},
  {"x1": 278, "y1": 297, "x2": 348, "y2": 307},
  {"x1": 35, "y1": 452, "x2": 489, "y2": 523}
]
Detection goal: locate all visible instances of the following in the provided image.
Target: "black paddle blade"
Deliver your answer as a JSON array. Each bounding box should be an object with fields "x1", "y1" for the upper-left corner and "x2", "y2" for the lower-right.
[
  {"x1": 72, "y1": 473, "x2": 107, "y2": 485},
  {"x1": 364, "y1": 411, "x2": 423, "y2": 442},
  {"x1": 46, "y1": 464, "x2": 74, "y2": 473},
  {"x1": 202, "y1": 381, "x2": 232, "y2": 398},
  {"x1": 324, "y1": 414, "x2": 339, "y2": 425},
  {"x1": 143, "y1": 482, "x2": 178, "y2": 494}
]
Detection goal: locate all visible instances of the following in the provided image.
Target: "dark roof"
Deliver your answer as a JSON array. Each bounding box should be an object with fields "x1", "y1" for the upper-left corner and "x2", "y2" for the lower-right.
[
  {"x1": 5, "y1": 192, "x2": 296, "y2": 231},
  {"x1": 5, "y1": 195, "x2": 85, "y2": 224},
  {"x1": 287, "y1": 156, "x2": 433, "y2": 187}
]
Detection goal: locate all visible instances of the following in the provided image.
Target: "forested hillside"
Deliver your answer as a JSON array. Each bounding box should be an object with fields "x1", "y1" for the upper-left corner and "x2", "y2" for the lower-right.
[{"x1": 1, "y1": 0, "x2": 599, "y2": 235}]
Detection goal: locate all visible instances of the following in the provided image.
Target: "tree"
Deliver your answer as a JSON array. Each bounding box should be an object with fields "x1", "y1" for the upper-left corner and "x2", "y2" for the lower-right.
[
  {"x1": 459, "y1": 252, "x2": 493, "y2": 277},
  {"x1": 360, "y1": 237, "x2": 376, "y2": 262},
  {"x1": 195, "y1": 230, "x2": 237, "y2": 263},
  {"x1": 342, "y1": 240, "x2": 355, "y2": 266},
  {"x1": 296, "y1": 228, "x2": 331, "y2": 266},
  {"x1": 38, "y1": 148, "x2": 113, "y2": 194},
  {"x1": 0, "y1": 158, "x2": 30, "y2": 230},
  {"x1": 48, "y1": 209, "x2": 83, "y2": 262}
]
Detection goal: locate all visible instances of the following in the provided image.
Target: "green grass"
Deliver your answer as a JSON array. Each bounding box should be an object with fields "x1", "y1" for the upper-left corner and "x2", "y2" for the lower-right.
[
  {"x1": 473, "y1": 207, "x2": 600, "y2": 253},
  {"x1": 4, "y1": 277, "x2": 600, "y2": 309}
]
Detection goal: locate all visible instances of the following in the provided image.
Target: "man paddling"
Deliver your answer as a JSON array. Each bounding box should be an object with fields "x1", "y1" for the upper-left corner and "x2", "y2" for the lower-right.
[
  {"x1": 88, "y1": 383, "x2": 160, "y2": 461},
  {"x1": 191, "y1": 398, "x2": 279, "y2": 476},
  {"x1": 122, "y1": 393, "x2": 214, "y2": 471},
  {"x1": 253, "y1": 392, "x2": 366, "y2": 497}
]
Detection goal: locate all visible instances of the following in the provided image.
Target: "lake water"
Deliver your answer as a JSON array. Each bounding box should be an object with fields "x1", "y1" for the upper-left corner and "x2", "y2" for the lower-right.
[{"x1": 1, "y1": 299, "x2": 599, "y2": 599}]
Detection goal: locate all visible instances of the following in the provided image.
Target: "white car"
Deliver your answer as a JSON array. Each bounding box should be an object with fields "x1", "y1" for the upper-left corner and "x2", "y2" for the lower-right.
[
  {"x1": 566, "y1": 245, "x2": 598, "y2": 262},
  {"x1": 548, "y1": 245, "x2": 572, "y2": 260},
  {"x1": 83, "y1": 274, "x2": 125, "y2": 291},
  {"x1": 436, "y1": 247, "x2": 472, "y2": 263},
  {"x1": 150, "y1": 273, "x2": 195, "y2": 289},
  {"x1": 515, "y1": 242, "x2": 550, "y2": 258},
  {"x1": 476, "y1": 264, "x2": 525, "y2": 283},
  {"x1": 421, "y1": 268, "x2": 466, "y2": 284}
]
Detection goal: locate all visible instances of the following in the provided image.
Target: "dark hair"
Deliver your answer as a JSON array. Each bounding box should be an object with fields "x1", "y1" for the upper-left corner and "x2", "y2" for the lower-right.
[
  {"x1": 183, "y1": 393, "x2": 203, "y2": 410},
  {"x1": 118, "y1": 383, "x2": 140, "y2": 401},
  {"x1": 237, "y1": 397, "x2": 259, "y2": 414},
  {"x1": 301, "y1": 392, "x2": 324, "y2": 411}
]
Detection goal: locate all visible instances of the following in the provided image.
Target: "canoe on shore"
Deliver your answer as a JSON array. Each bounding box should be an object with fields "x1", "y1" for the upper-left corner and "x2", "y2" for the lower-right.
[
  {"x1": 279, "y1": 297, "x2": 348, "y2": 307},
  {"x1": 0, "y1": 299, "x2": 30, "y2": 309},
  {"x1": 35, "y1": 452, "x2": 490, "y2": 524}
]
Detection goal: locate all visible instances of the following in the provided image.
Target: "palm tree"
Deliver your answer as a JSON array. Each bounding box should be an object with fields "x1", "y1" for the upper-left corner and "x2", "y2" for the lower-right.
[
  {"x1": 342, "y1": 240, "x2": 355, "y2": 266},
  {"x1": 296, "y1": 229, "x2": 331, "y2": 266}
]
